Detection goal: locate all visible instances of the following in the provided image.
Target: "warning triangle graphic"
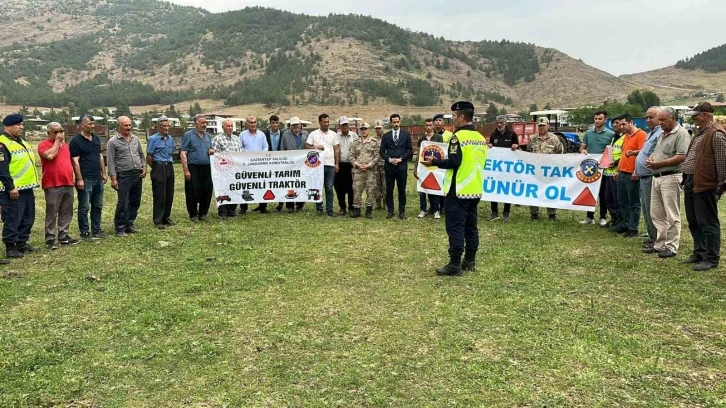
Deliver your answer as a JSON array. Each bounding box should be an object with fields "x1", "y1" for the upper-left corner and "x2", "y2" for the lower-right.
[
  {"x1": 573, "y1": 187, "x2": 596, "y2": 207},
  {"x1": 263, "y1": 190, "x2": 276, "y2": 200},
  {"x1": 421, "y1": 173, "x2": 441, "y2": 190}
]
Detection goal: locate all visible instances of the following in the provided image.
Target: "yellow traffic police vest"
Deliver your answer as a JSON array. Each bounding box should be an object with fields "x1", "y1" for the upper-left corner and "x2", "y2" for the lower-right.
[
  {"x1": 0, "y1": 134, "x2": 40, "y2": 191},
  {"x1": 443, "y1": 129, "x2": 488, "y2": 199},
  {"x1": 441, "y1": 130, "x2": 453, "y2": 143},
  {"x1": 604, "y1": 135, "x2": 624, "y2": 176}
]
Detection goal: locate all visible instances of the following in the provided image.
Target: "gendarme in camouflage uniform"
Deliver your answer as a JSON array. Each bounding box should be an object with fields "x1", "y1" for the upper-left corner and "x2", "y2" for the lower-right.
[
  {"x1": 527, "y1": 122, "x2": 564, "y2": 219},
  {"x1": 349, "y1": 123, "x2": 380, "y2": 218}
]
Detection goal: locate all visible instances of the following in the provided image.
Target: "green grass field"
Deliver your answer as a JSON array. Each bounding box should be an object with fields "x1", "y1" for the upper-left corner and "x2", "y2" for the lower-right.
[{"x1": 1, "y1": 164, "x2": 725, "y2": 407}]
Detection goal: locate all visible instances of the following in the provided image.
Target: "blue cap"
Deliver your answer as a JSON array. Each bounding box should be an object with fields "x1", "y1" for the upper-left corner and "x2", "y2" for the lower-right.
[{"x1": 2, "y1": 113, "x2": 23, "y2": 127}]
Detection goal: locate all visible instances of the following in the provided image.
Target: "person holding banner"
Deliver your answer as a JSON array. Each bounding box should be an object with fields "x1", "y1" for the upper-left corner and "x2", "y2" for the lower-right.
[
  {"x1": 422, "y1": 101, "x2": 488, "y2": 276},
  {"x1": 306, "y1": 114, "x2": 340, "y2": 216},
  {"x1": 239, "y1": 116, "x2": 270, "y2": 214},
  {"x1": 579, "y1": 110, "x2": 615, "y2": 226},
  {"x1": 414, "y1": 118, "x2": 442, "y2": 219},
  {"x1": 434, "y1": 113, "x2": 453, "y2": 212},
  {"x1": 212, "y1": 119, "x2": 243, "y2": 219},
  {"x1": 280, "y1": 117, "x2": 309, "y2": 212},
  {"x1": 527, "y1": 117, "x2": 564, "y2": 221},
  {"x1": 487, "y1": 115, "x2": 520, "y2": 222}
]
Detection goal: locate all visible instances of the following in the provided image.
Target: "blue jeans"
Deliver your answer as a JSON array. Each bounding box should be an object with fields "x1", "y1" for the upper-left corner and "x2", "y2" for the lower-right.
[
  {"x1": 77, "y1": 178, "x2": 104, "y2": 235},
  {"x1": 316, "y1": 165, "x2": 335, "y2": 213},
  {"x1": 419, "y1": 193, "x2": 440, "y2": 213}
]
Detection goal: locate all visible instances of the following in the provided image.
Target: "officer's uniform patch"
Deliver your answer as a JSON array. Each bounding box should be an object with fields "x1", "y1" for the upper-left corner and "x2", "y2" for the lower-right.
[
  {"x1": 0, "y1": 151, "x2": 4, "y2": 162},
  {"x1": 449, "y1": 136, "x2": 459, "y2": 154}
]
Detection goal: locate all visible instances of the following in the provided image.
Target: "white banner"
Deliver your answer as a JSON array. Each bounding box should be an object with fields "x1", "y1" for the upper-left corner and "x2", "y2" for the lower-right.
[
  {"x1": 416, "y1": 143, "x2": 605, "y2": 212},
  {"x1": 210, "y1": 151, "x2": 324, "y2": 205}
]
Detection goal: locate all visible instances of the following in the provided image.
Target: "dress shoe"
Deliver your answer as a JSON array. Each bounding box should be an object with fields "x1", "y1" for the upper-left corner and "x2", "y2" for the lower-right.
[
  {"x1": 124, "y1": 226, "x2": 139, "y2": 234},
  {"x1": 155, "y1": 224, "x2": 166, "y2": 229},
  {"x1": 16, "y1": 243, "x2": 39, "y2": 252},
  {"x1": 399, "y1": 213, "x2": 406, "y2": 220},
  {"x1": 642, "y1": 247, "x2": 662, "y2": 254},
  {"x1": 693, "y1": 261, "x2": 716, "y2": 271},
  {"x1": 681, "y1": 255, "x2": 702, "y2": 264},
  {"x1": 623, "y1": 230, "x2": 639, "y2": 238},
  {"x1": 163, "y1": 219, "x2": 175, "y2": 226},
  {"x1": 386, "y1": 212, "x2": 394, "y2": 219},
  {"x1": 658, "y1": 249, "x2": 677, "y2": 258}
]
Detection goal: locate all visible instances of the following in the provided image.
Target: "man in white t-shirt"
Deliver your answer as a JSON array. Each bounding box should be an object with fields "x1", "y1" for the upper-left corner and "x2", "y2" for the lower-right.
[{"x1": 306, "y1": 113, "x2": 340, "y2": 216}]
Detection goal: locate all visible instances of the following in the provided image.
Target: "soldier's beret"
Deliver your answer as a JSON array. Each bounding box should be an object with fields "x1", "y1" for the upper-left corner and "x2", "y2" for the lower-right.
[
  {"x1": 433, "y1": 113, "x2": 445, "y2": 121},
  {"x1": 451, "y1": 101, "x2": 474, "y2": 111},
  {"x1": 2, "y1": 113, "x2": 23, "y2": 126}
]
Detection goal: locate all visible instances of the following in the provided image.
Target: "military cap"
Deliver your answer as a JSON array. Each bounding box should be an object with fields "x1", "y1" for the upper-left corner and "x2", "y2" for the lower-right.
[
  {"x1": 359, "y1": 122, "x2": 370, "y2": 129},
  {"x1": 451, "y1": 101, "x2": 474, "y2": 112},
  {"x1": 536, "y1": 117, "x2": 549, "y2": 126},
  {"x1": 2, "y1": 113, "x2": 23, "y2": 127},
  {"x1": 433, "y1": 113, "x2": 445, "y2": 121}
]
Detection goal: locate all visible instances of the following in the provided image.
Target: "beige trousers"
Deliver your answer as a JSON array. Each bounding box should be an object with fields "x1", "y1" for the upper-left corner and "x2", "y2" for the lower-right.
[{"x1": 650, "y1": 174, "x2": 683, "y2": 252}]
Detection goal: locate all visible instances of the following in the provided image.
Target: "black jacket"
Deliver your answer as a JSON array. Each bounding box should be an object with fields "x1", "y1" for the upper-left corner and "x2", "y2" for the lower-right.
[
  {"x1": 264, "y1": 130, "x2": 283, "y2": 152},
  {"x1": 490, "y1": 127, "x2": 518, "y2": 148},
  {"x1": 379, "y1": 129, "x2": 413, "y2": 168}
]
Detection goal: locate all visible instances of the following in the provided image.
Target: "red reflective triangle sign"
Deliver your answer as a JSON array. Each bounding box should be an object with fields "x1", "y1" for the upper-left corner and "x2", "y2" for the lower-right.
[
  {"x1": 421, "y1": 173, "x2": 441, "y2": 190},
  {"x1": 263, "y1": 190, "x2": 276, "y2": 200},
  {"x1": 573, "y1": 187, "x2": 596, "y2": 207}
]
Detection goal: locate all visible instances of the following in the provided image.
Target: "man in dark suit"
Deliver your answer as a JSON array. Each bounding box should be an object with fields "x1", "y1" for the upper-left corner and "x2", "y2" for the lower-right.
[{"x1": 379, "y1": 113, "x2": 413, "y2": 219}]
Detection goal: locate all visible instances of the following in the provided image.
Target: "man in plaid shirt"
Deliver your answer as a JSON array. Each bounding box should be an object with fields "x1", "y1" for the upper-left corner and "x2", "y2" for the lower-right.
[{"x1": 212, "y1": 119, "x2": 242, "y2": 218}]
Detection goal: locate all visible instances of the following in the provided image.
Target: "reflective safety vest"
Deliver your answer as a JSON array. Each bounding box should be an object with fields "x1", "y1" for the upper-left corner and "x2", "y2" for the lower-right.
[
  {"x1": 443, "y1": 129, "x2": 488, "y2": 199},
  {"x1": 604, "y1": 135, "x2": 624, "y2": 176},
  {"x1": 0, "y1": 134, "x2": 40, "y2": 191},
  {"x1": 441, "y1": 130, "x2": 453, "y2": 143}
]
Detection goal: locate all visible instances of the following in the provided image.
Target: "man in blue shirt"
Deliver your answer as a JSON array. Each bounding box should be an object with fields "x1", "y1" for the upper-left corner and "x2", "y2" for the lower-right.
[
  {"x1": 579, "y1": 110, "x2": 615, "y2": 225},
  {"x1": 239, "y1": 116, "x2": 269, "y2": 214},
  {"x1": 146, "y1": 116, "x2": 176, "y2": 228},
  {"x1": 635, "y1": 107, "x2": 664, "y2": 248},
  {"x1": 181, "y1": 115, "x2": 214, "y2": 222}
]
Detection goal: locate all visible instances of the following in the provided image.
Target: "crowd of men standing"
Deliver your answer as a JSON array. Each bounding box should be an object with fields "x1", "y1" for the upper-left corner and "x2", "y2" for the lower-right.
[{"x1": 0, "y1": 104, "x2": 723, "y2": 272}]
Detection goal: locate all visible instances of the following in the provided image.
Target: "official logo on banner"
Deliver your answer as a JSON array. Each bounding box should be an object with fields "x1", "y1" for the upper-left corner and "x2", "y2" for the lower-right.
[
  {"x1": 305, "y1": 151, "x2": 322, "y2": 168},
  {"x1": 576, "y1": 158, "x2": 601, "y2": 183},
  {"x1": 420, "y1": 144, "x2": 445, "y2": 166},
  {"x1": 214, "y1": 154, "x2": 234, "y2": 172}
]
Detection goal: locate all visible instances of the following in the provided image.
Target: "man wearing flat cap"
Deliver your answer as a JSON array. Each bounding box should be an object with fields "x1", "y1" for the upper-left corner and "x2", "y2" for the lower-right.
[
  {"x1": 681, "y1": 102, "x2": 726, "y2": 271},
  {"x1": 280, "y1": 117, "x2": 309, "y2": 212},
  {"x1": 422, "y1": 101, "x2": 488, "y2": 276},
  {"x1": 0, "y1": 114, "x2": 41, "y2": 260}
]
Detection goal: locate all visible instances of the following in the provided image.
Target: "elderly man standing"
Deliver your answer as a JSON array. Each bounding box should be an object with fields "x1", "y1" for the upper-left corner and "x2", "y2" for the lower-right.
[
  {"x1": 579, "y1": 110, "x2": 615, "y2": 225},
  {"x1": 181, "y1": 114, "x2": 214, "y2": 222},
  {"x1": 212, "y1": 118, "x2": 243, "y2": 219},
  {"x1": 0, "y1": 114, "x2": 40, "y2": 260},
  {"x1": 70, "y1": 114, "x2": 107, "y2": 241},
  {"x1": 527, "y1": 117, "x2": 564, "y2": 221},
  {"x1": 146, "y1": 116, "x2": 176, "y2": 229},
  {"x1": 334, "y1": 116, "x2": 359, "y2": 215},
  {"x1": 615, "y1": 114, "x2": 647, "y2": 238},
  {"x1": 280, "y1": 117, "x2": 309, "y2": 212},
  {"x1": 38, "y1": 122, "x2": 78, "y2": 249},
  {"x1": 107, "y1": 116, "x2": 146, "y2": 237},
  {"x1": 373, "y1": 120, "x2": 386, "y2": 210},
  {"x1": 306, "y1": 114, "x2": 340, "y2": 216},
  {"x1": 682, "y1": 102, "x2": 726, "y2": 271},
  {"x1": 633, "y1": 107, "x2": 664, "y2": 245},
  {"x1": 487, "y1": 115, "x2": 520, "y2": 222},
  {"x1": 239, "y1": 115, "x2": 269, "y2": 214},
  {"x1": 642, "y1": 108, "x2": 690, "y2": 258},
  {"x1": 349, "y1": 122, "x2": 380, "y2": 219}
]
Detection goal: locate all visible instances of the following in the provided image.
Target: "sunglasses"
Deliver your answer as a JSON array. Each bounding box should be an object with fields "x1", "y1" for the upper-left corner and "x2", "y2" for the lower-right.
[{"x1": 51, "y1": 130, "x2": 64, "y2": 134}]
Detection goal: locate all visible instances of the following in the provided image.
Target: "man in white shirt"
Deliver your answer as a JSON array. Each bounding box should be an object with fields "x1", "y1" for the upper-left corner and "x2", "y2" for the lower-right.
[{"x1": 306, "y1": 114, "x2": 340, "y2": 216}]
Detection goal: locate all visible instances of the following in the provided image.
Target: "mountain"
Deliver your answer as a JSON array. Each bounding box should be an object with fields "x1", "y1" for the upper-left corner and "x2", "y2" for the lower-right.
[
  {"x1": 0, "y1": 0, "x2": 643, "y2": 112},
  {"x1": 620, "y1": 43, "x2": 726, "y2": 101}
]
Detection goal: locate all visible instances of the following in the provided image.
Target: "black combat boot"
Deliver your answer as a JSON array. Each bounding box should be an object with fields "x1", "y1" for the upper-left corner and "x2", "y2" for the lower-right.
[
  {"x1": 461, "y1": 253, "x2": 476, "y2": 272},
  {"x1": 16, "y1": 242, "x2": 39, "y2": 252},
  {"x1": 365, "y1": 206, "x2": 373, "y2": 219},
  {"x1": 350, "y1": 208, "x2": 361, "y2": 218},
  {"x1": 6, "y1": 243, "x2": 23, "y2": 258},
  {"x1": 436, "y1": 255, "x2": 463, "y2": 276}
]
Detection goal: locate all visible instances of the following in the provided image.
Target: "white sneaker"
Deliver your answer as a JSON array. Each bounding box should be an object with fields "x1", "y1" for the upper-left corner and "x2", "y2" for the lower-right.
[
  {"x1": 418, "y1": 211, "x2": 426, "y2": 218},
  {"x1": 599, "y1": 218, "x2": 608, "y2": 226},
  {"x1": 579, "y1": 218, "x2": 594, "y2": 225},
  {"x1": 434, "y1": 211, "x2": 441, "y2": 219}
]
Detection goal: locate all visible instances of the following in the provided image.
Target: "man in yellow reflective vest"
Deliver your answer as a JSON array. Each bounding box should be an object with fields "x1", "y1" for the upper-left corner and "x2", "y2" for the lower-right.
[
  {"x1": 422, "y1": 102, "x2": 488, "y2": 276},
  {"x1": 0, "y1": 114, "x2": 40, "y2": 260}
]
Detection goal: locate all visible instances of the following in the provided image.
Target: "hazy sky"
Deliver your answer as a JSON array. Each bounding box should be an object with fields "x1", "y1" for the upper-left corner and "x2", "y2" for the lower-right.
[{"x1": 167, "y1": 0, "x2": 724, "y2": 76}]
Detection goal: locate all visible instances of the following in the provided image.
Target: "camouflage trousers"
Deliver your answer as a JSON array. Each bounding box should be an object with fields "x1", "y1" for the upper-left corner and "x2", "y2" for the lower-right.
[
  {"x1": 353, "y1": 170, "x2": 378, "y2": 208},
  {"x1": 375, "y1": 166, "x2": 386, "y2": 208}
]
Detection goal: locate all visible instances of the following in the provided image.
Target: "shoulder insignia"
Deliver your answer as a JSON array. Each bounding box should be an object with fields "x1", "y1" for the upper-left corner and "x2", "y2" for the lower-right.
[
  {"x1": 449, "y1": 137, "x2": 459, "y2": 154},
  {"x1": 450, "y1": 135, "x2": 458, "y2": 144},
  {"x1": 0, "y1": 151, "x2": 4, "y2": 162}
]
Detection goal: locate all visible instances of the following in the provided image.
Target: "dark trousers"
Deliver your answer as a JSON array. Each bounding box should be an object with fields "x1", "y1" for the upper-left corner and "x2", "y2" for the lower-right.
[
  {"x1": 185, "y1": 164, "x2": 212, "y2": 219},
  {"x1": 684, "y1": 175, "x2": 720, "y2": 265},
  {"x1": 385, "y1": 165, "x2": 407, "y2": 214},
  {"x1": 419, "y1": 193, "x2": 440, "y2": 213},
  {"x1": 114, "y1": 171, "x2": 143, "y2": 232},
  {"x1": 445, "y1": 196, "x2": 480, "y2": 258},
  {"x1": 490, "y1": 202, "x2": 511, "y2": 215},
  {"x1": 77, "y1": 178, "x2": 104, "y2": 235},
  {"x1": 0, "y1": 189, "x2": 35, "y2": 244},
  {"x1": 239, "y1": 203, "x2": 267, "y2": 213},
  {"x1": 285, "y1": 202, "x2": 305, "y2": 211},
  {"x1": 617, "y1": 172, "x2": 640, "y2": 231},
  {"x1": 151, "y1": 162, "x2": 174, "y2": 225},
  {"x1": 218, "y1": 204, "x2": 238, "y2": 216},
  {"x1": 588, "y1": 175, "x2": 619, "y2": 219},
  {"x1": 334, "y1": 162, "x2": 354, "y2": 210}
]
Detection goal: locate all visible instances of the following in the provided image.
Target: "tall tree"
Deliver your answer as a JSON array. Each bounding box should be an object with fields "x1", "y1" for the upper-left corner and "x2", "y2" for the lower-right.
[{"x1": 485, "y1": 102, "x2": 499, "y2": 122}]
